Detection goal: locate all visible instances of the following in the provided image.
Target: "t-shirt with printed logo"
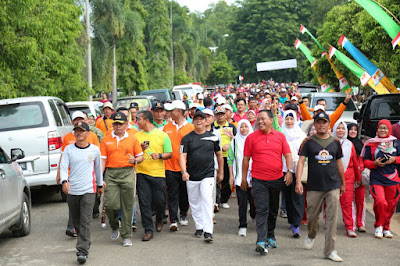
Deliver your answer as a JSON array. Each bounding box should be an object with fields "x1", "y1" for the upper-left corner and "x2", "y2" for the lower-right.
[{"x1": 299, "y1": 135, "x2": 343, "y2": 191}]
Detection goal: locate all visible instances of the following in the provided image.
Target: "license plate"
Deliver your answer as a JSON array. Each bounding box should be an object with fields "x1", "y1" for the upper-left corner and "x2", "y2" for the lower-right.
[{"x1": 19, "y1": 162, "x2": 27, "y2": 170}]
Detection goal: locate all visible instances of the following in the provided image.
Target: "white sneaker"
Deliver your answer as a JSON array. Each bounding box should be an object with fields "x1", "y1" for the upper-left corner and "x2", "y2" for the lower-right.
[
  {"x1": 221, "y1": 203, "x2": 230, "y2": 209},
  {"x1": 180, "y1": 217, "x2": 189, "y2": 226},
  {"x1": 304, "y1": 236, "x2": 314, "y2": 250},
  {"x1": 383, "y1": 230, "x2": 393, "y2": 238},
  {"x1": 169, "y1": 222, "x2": 179, "y2": 231},
  {"x1": 238, "y1": 227, "x2": 247, "y2": 236},
  {"x1": 375, "y1": 226, "x2": 383, "y2": 238},
  {"x1": 326, "y1": 251, "x2": 343, "y2": 262}
]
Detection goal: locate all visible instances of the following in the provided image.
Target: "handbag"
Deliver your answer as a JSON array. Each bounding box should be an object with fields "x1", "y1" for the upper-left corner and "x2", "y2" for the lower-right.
[
  {"x1": 294, "y1": 160, "x2": 308, "y2": 183},
  {"x1": 361, "y1": 168, "x2": 370, "y2": 186}
]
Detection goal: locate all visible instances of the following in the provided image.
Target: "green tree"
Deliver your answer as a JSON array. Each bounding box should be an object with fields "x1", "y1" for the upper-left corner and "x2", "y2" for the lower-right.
[
  {"x1": 206, "y1": 52, "x2": 237, "y2": 85},
  {"x1": 0, "y1": 0, "x2": 86, "y2": 100}
]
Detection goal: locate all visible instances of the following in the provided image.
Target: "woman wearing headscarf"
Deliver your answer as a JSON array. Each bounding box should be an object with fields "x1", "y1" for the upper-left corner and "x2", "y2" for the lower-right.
[
  {"x1": 347, "y1": 123, "x2": 367, "y2": 232},
  {"x1": 332, "y1": 120, "x2": 361, "y2": 237},
  {"x1": 228, "y1": 119, "x2": 256, "y2": 237},
  {"x1": 362, "y1": 119, "x2": 400, "y2": 238},
  {"x1": 282, "y1": 110, "x2": 306, "y2": 237}
]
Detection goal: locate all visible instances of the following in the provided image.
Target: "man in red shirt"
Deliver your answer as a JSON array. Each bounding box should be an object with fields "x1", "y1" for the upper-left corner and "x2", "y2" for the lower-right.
[
  {"x1": 241, "y1": 110, "x2": 293, "y2": 255},
  {"x1": 233, "y1": 98, "x2": 247, "y2": 122}
]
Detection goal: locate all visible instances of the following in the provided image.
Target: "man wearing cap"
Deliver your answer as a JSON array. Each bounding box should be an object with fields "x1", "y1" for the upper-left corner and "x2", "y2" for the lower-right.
[
  {"x1": 278, "y1": 89, "x2": 289, "y2": 105},
  {"x1": 180, "y1": 111, "x2": 223, "y2": 242},
  {"x1": 135, "y1": 111, "x2": 172, "y2": 241},
  {"x1": 151, "y1": 102, "x2": 167, "y2": 130},
  {"x1": 128, "y1": 102, "x2": 139, "y2": 131},
  {"x1": 96, "y1": 102, "x2": 114, "y2": 134},
  {"x1": 233, "y1": 98, "x2": 247, "y2": 122},
  {"x1": 187, "y1": 103, "x2": 200, "y2": 123},
  {"x1": 291, "y1": 96, "x2": 298, "y2": 105},
  {"x1": 222, "y1": 104, "x2": 237, "y2": 128},
  {"x1": 60, "y1": 121, "x2": 103, "y2": 264},
  {"x1": 163, "y1": 100, "x2": 194, "y2": 231},
  {"x1": 295, "y1": 112, "x2": 345, "y2": 262},
  {"x1": 57, "y1": 111, "x2": 101, "y2": 237},
  {"x1": 100, "y1": 112, "x2": 144, "y2": 247},
  {"x1": 212, "y1": 106, "x2": 237, "y2": 209}
]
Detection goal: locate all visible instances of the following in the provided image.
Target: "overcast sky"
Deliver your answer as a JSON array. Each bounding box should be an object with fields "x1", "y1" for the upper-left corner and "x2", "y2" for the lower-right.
[{"x1": 175, "y1": 0, "x2": 236, "y2": 13}]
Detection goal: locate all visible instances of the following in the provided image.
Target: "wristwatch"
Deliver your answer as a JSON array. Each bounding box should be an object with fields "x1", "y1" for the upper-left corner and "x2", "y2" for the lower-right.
[
  {"x1": 159, "y1": 153, "x2": 163, "y2": 159},
  {"x1": 289, "y1": 169, "x2": 294, "y2": 174},
  {"x1": 62, "y1": 180, "x2": 68, "y2": 185},
  {"x1": 181, "y1": 170, "x2": 188, "y2": 174}
]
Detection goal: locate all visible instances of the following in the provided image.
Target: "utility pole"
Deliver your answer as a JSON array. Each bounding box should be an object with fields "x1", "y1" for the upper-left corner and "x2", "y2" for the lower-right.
[
  {"x1": 170, "y1": 0, "x2": 174, "y2": 88},
  {"x1": 112, "y1": 43, "x2": 117, "y2": 103},
  {"x1": 85, "y1": 0, "x2": 93, "y2": 101}
]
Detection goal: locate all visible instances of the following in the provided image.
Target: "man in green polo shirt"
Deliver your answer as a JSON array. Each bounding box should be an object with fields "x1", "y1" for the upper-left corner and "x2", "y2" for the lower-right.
[
  {"x1": 211, "y1": 106, "x2": 237, "y2": 209},
  {"x1": 152, "y1": 102, "x2": 167, "y2": 130}
]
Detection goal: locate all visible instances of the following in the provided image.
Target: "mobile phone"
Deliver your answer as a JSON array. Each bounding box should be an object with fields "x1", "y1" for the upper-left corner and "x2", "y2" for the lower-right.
[
  {"x1": 144, "y1": 141, "x2": 150, "y2": 146},
  {"x1": 380, "y1": 153, "x2": 389, "y2": 163}
]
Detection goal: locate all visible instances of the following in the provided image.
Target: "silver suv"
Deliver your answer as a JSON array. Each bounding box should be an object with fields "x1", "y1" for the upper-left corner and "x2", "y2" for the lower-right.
[
  {"x1": 0, "y1": 146, "x2": 31, "y2": 237},
  {"x1": 0, "y1": 97, "x2": 72, "y2": 199}
]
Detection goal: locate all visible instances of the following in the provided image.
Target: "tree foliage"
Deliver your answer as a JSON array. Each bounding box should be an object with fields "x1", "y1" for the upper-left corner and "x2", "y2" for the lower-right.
[{"x1": 206, "y1": 52, "x2": 237, "y2": 85}]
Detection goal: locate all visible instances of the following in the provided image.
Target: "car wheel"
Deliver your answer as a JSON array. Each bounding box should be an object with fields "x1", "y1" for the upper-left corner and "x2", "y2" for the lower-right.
[
  {"x1": 61, "y1": 189, "x2": 68, "y2": 202},
  {"x1": 12, "y1": 193, "x2": 31, "y2": 237}
]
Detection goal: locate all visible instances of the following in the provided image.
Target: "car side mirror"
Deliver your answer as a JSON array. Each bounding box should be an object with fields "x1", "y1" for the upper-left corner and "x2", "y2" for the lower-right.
[
  {"x1": 11, "y1": 148, "x2": 25, "y2": 161},
  {"x1": 353, "y1": 112, "x2": 360, "y2": 121}
]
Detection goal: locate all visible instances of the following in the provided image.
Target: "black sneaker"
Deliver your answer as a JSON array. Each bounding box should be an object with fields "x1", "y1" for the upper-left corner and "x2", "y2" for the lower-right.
[
  {"x1": 204, "y1": 232, "x2": 213, "y2": 242},
  {"x1": 194, "y1": 229, "x2": 203, "y2": 238},
  {"x1": 66, "y1": 228, "x2": 78, "y2": 238},
  {"x1": 77, "y1": 254, "x2": 87, "y2": 264}
]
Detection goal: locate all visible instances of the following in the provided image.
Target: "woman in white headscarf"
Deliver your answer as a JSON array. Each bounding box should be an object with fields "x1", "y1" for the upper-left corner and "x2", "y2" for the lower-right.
[
  {"x1": 228, "y1": 119, "x2": 255, "y2": 237},
  {"x1": 282, "y1": 110, "x2": 307, "y2": 238},
  {"x1": 332, "y1": 120, "x2": 361, "y2": 238}
]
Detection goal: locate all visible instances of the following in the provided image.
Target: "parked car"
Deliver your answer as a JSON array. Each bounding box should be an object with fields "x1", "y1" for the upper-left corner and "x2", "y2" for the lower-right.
[
  {"x1": 353, "y1": 94, "x2": 400, "y2": 140},
  {"x1": 0, "y1": 146, "x2": 31, "y2": 237},
  {"x1": 66, "y1": 101, "x2": 103, "y2": 118},
  {"x1": 0, "y1": 97, "x2": 72, "y2": 200},
  {"x1": 172, "y1": 84, "x2": 204, "y2": 102},
  {"x1": 113, "y1": 95, "x2": 159, "y2": 111},
  {"x1": 307, "y1": 92, "x2": 358, "y2": 124},
  {"x1": 140, "y1": 89, "x2": 178, "y2": 102}
]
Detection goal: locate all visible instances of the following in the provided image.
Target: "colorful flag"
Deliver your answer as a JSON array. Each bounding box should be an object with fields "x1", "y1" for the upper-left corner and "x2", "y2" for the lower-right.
[
  {"x1": 339, "y1": 34, "x2": 398, "y2": 93},
  {"x1": 354, "y1": 0, "x2": 400, "y2": 49},
  {"x1": 329, "y1": 45, "x2": 389, "y2": 94}
]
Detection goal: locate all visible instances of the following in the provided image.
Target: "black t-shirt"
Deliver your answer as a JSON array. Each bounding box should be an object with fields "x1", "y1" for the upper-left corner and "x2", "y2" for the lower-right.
[
  {"x1": 299, "y1": 135, "x2": 343, "y2": 191},
  {"x1": 180, "y1": 131, "x2": 221, "y2": 181}
]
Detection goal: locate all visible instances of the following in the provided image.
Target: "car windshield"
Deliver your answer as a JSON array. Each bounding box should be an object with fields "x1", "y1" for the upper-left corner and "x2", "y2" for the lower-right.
[
  {"x1": 115, "y1": 98, "x2": 149, "y2": 111},
  {"x1": 312, "y1": 96, "x2": 356, "y2": 111},
  {"x1": 0, "y1": 102, "x2": 48, "y2": 131},
  {"x1": 143, "y1": 92, "x2": 166, "y2": 102},
  {"x1": 68, "y1": 106, "x2": 91, "y2": 115}
]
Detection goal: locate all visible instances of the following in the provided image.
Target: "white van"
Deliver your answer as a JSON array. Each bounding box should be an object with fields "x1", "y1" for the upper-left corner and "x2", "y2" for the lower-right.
[
  {"x1": 172, "y1": 84, "x2": 204, "y2": 102},
  {"x1": 0, "y1": 97, "x2": 72, "y2": 199}
]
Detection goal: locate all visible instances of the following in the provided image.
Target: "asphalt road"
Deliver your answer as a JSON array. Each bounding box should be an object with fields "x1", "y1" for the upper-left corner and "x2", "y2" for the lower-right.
[{"x1": 1, "y1": 188, "x2": 400, "y2": 266}]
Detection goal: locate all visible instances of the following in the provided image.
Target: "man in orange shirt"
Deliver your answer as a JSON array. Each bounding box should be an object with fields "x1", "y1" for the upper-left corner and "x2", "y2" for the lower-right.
[
  {"x1": 163, "y1": 100, "x2": 194, "y2": 231},
  {"x1": 96, "y1": 102, "x2": 114, "y2": 134},
  {"x1": 100, "y1": 112, "x2": 143, "y2": 247},
  {"x1": 104, "y1": 107, "x2": 139, "y2": 137}
]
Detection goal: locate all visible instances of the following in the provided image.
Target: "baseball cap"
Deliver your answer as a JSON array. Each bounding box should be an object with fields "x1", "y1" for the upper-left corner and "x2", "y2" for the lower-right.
[
  {"x1": 279, "y1": 89, "x2": 286, "y2": 93},
  {"x1": 314, "y1": 105, "x2": 326, "y2": 112},
  {"x1": 214, "y1": 106, "x2": 226, "y2": 114},
  {"x1": 164, "y1": 100, "x2": 186, "y2": 111},
  {"x1": 202, "y1": 108, "x2": 214, "y2": 117},
  {"x1": 151, "y1": 102, "x2": 164, "y2": 111},
  {"x1": 222, "y1": 104, "x2": 233, "y2": 112},
  {"x1": 285, "y1": 103, "x2": 299, "y2": 111},
  {"x1": 291, "y1": 96, "x2": 298, "y2": 101},
  {"x1": 102, "y1": 102, "x2": 114, "y2": 110},
  {"x1": 129, "y1": 102, "x2": 139, "y2": 109},
  {"x1": 111, "y1": 112, "x2": 127, "y2": 123},
  {"x1": 215, "y1": 97, "x2": 226, "y2": 105},
  {"x1": 193, "y1": 111, "x2": 206, "y2": 119},
  {"x1": 198, "y1": 94, "x2": 204, "y2": 100},
  {"x1": 71, "y1": 111, "x2": 85, "y2": 121},
  {"x1": 73, "y1": 121, "x2": 90, "y2": 131},
  {"x1": 314, "y1": 112, "x2": 330, "y2": 122},
  {"x1": 189, "y1": 103, "x2": 200, "y2": 110}
]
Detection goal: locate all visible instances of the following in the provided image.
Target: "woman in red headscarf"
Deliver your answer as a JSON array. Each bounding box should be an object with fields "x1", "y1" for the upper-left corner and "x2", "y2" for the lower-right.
[{"x1": 362, "y1": 119, "x2": 400, "y2": 239}]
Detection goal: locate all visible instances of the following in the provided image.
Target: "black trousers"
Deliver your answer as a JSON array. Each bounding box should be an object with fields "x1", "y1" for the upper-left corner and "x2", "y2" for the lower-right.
[
  {"x1": 236, "y1": 185, "x2": 256, "y2": 228},
  {"x1": 137, "y1": 173, "x2": 166, "y2": 234},
  {"x1": 282, "y1": 173, "x2": 304, "y2": 227},
  {"x1": 219, "y1": 157, "x2": 232, "y2": 204},
  {"x1": 252, "y1": 177, "x2": 283, "y2": 242},
  {"x1": 166, "y1": 170, "x2": 189, "y2": 223},
  {"x1": 67, "y1": 193, "x2": 96, "y2": 256}
]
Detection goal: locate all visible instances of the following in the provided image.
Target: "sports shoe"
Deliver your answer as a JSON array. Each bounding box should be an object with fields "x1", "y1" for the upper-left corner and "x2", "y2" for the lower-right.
[
  {"x1": 66, "y1": 228, "x2": 78, "y2": 238},
  {"x1": 267, "y1": 238, "x2": 278, "y2": 248},
  {"x1": 383, "y1": 230, "x2": 393, "y2": 238},
  {"x1": 375, "y1": 226, "x2": 383, "y2": 239},
  {"x1": 110, "y1": 229, "x2": 120, "y2": 240},
  {"x1": 204, "y1": 232, "x2": 213, "y2": 242},
  {"x1": 169, "y1": 222, "x2": 179, "y2": 231},
  {"x1": 304, "y1": 236, "x2": 314, "y2": 250},
  {"x1": 132, "y1": 223, "x2": 137, "y2": 231},
  {"x1": 238, "y1": 227, "x2": 247, "y2": 236},
  {"x1": 180, "y1": 216, "x2": 189, "y2": 226},
  {"x1": 280, "y1": 209, "x2": 287, "y2": 218},
  {"x1": 77, "y1": 254, "x2": 87, "y2": 264},
  {"x1": 358, "y1": 226, "x2": 366, "y2": 232},
  {"x1": 292, "y1": 226, "x2": 301, "y2": 238},
  {"x1": 194, "y1": 229, "x2": 203, "y2": 238},
  {"x1": 326, "y1": 250, "x2": 343, "y2": 262},
  {"x1": 221, "y1": 203, "x2": 230, "y2": 209},
  {"x1": 214, "y1": 204, "x2": 220, "y2": 213},
  {"x1": 346, "y1": 229, "x2": 357, "y2": 238},
  {"x1": 255, "y1": 242, "x2": 268, "y2": 255},
  {"x1": 122, "y1": 238, "x2": 132, "y2": 247}
]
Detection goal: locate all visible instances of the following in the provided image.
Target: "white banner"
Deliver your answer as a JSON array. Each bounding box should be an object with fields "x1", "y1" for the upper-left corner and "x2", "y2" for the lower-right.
[{"x1": 256, "y1": 59, "x2": 297, "y2": 72}]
